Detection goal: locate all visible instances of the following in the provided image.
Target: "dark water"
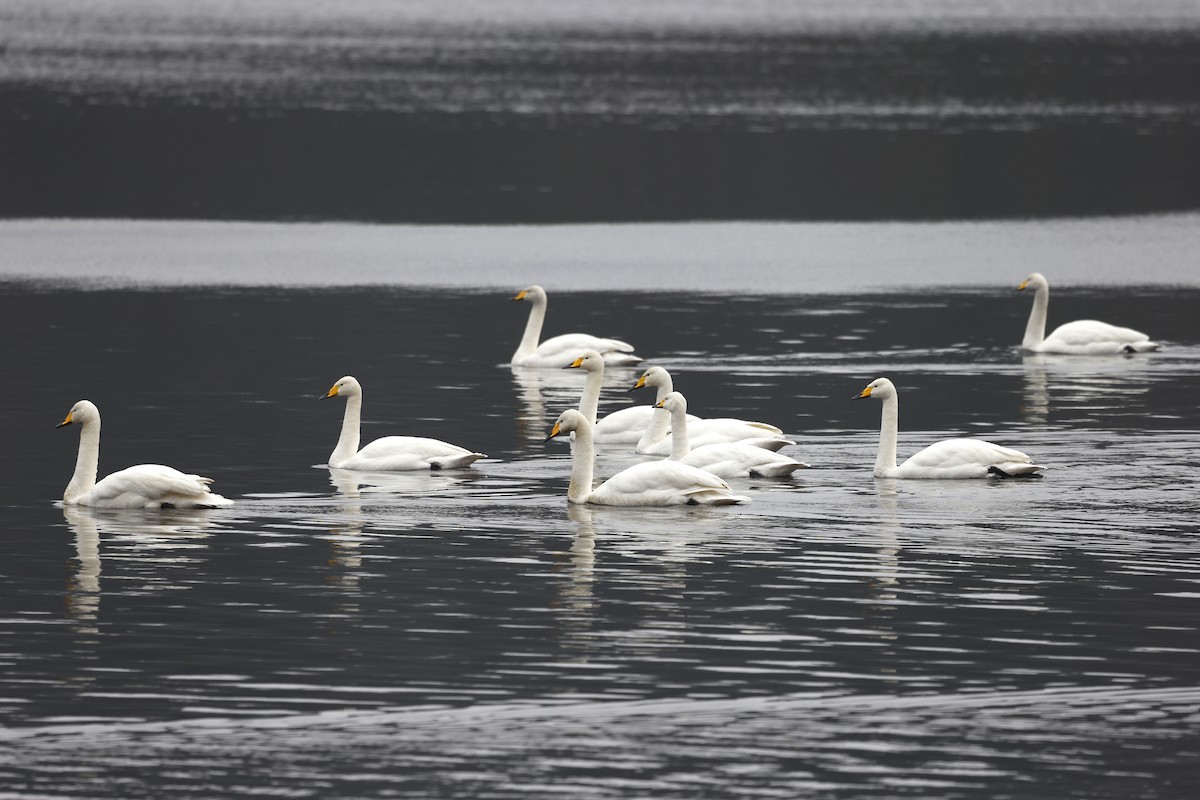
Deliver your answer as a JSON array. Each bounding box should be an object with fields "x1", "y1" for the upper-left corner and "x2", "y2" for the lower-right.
[
  {"x1": 4, "y1": 3, "x2": 1200, "y2": 220},
  {"x1": 1, "y1": 276, "x2": 1199, "y2": 797}
]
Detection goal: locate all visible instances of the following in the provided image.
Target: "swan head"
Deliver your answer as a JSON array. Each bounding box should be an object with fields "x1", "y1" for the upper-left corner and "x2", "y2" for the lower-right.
[
  {"x1": 853, "y1": 377, "x2": 896, "y2": 401},
  {"x1": 656, "y1": 391, "x2": 687, "y2": 414},
  {"x1": 512, "y1": 285, "x2": 547, "y2": 304},
  {"x1": 631, "y1": 365, "x2": 670, "y2": 392},
  {"x1": 546, "y1": 408, "x2": 590, "y2": 441},
  {"x1": 324, "y1": 376, "x2": 363, "y2": 399},
  {"x1": 56, "y1": 399, "x2": 99, "y2": 429},
  {"x1": 565, "y1": 350, "x2": 605, "y2": 372},
  {"x1": 1017, "y1": 272, "x2": 1048, "y2": 293}
]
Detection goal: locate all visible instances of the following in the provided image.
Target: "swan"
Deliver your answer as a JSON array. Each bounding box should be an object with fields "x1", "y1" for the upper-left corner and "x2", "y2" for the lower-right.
[
  {"x1": 546, "y1": 409, "x2": 749, "y2": 506},
  {"x1": 631, "y1": 367, "x2": 792, "y2": 455},
  {"x1": 1017, "y1": 272, "x2": 1159, "y2": 354},
  {"x1": 657, "y1": 392, "x2": 808, "y2": 478},
  {"x1": 324, "y1": 376, "x2": 486, "y2": 470},
  {"x1": 853, "y1": 378, "x2": 1044, "y2": 479},
  {"x1": 511, "y1": 285, "x2": 642, "y2": 367},
  {"x1": 56, "y1": 400, "x2": 233, "y2": 508},
  {"x1": 564, "y1": 350, "x2": 693, "y2": 443}
]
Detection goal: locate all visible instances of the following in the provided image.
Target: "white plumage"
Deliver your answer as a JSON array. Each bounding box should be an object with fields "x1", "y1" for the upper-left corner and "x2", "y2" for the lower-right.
[
  {"x1": 854, "y1": 378, "x2": 1044, "y2": 479},
  {"x1": 658, "y1": 392, "x2": 808, "y2": 478},
  {"x1": 56, "y1": 400, "x2": 233, "y2": 509},
  {"x1": 324, "y1": 376, "x2": 486, "y2": 471},
  {"x1": 632, "y1": 366, "x2": 790, "y2": 455},
  {"x1": 547, "y1": 409, "x2": 749, "y2": 506},
  {"x1": 510, "y1": 285, "x2": 641, "y2": 367},
  {"x1": 1018, "y1": 272, "x2": 1159, "y2": 354},
  {"x1": 564, "y1": 350, "x2": 688, "y2": 443}
]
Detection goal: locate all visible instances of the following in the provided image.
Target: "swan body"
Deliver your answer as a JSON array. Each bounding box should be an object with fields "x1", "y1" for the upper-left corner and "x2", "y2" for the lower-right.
[
  {"x1": 511, "y1": 285, "x2": 641, "y2": 367},
  {"x1": 632, "y1": 366, "x2": 789, "y2": 454},
  {"x1": 566, "y1": 350, "x2": 696, "y2": 443},
  {"x1": 854, "y1": 378, "x2": 1044, "y2": 479},
  {"x1": 324, "y1": 376, "x2": 486, "y2": 470},
  {"x1": 1017, "y1": 272, "x2": 1159, "y2": 354},
  {"x1": 56, "y1": 400, "x2": 233, "y2": 508},
  {"x1": 658, "y1": 392, "x2": 808, "y2": 478},
  {"x1": 546, "y1": 409, "x2": 749, "y2": 506}
]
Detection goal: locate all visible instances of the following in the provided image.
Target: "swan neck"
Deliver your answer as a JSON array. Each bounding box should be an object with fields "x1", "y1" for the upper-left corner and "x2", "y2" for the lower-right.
[
  {"x1": 667, "y1": 405, "x2": 691, "y2": 460},
  {"x1": 65, "y1": 420, "x2": 100, "y2": 503},
  {"x1": 567, "y1": 422, "x2": 595, "y2": 504},
  {"x1": 638, "y1": 406, "x2": 671, "y2": 449},
  {"x1": 331, "y1": 394, "x2": 362, "y2": 466},
  {"x1": 654, "y1": 377, "x2": 674, "y2": 403},
  {"x1": 876, "y1": 394, "x2": 900, "y2": 477},
  {"x1": 1024, "y1": 284, "x2": 1049, "y2": 349},
  {"x1": 579, "y1": 368, "x2": 603, "y2": 424},
  {"x1": 514, "y1": 296, "x2": 547, "y2": 360}
]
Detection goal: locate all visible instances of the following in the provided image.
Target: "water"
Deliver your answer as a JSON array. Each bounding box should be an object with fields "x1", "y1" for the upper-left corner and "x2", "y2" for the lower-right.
[
  {"x1": 5, "y1": 1, "x2": 1200, "y2": 220},
  {"x1": 1, "y1": 219, "x2": 1199, "y2": 797}
]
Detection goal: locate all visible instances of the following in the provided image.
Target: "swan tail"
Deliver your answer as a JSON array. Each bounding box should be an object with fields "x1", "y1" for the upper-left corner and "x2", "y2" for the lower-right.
[
  {"x1": 988, "y1": 463, "x2": 1046, "y2": 478},
  {"x1": 602, "y1": 352, "x2": 643, "y2": 366},
  {"x1": 429, "y1": 452, "x2": 487, "y2": 470},
  {"x1": 750, "y1": 462, "x2": 809, "y2": 477},
  {"x1": 684, "y1": 489, "x2": 751, "y2": 505},
  {"x1": 743, "y1": 438, "x2": 794, "y2": 452},
  {"x1": 746, "y1": 422, "x2": 785, "y2": 435},
  {"x1": 154, "y1": 491, "x2": 234, "y2": 508},
  {"x1": 696, "y1": 491, "x2": 748, "y2": 503}
]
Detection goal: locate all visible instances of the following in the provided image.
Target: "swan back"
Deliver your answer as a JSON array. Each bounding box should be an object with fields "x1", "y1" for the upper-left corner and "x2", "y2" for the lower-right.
[{"x1": 548, "y1": 408, "x2": 748, "y2": 505}]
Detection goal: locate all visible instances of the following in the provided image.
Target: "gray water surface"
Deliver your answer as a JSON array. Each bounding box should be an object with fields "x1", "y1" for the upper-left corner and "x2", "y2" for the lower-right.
[{"x1": 1, "y1": 225, "x2": 1198, "y2": 798}]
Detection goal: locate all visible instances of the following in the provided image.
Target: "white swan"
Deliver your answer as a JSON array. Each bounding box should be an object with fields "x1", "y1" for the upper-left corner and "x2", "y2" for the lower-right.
[
  {"x1": 631, "y1": 366, "x2": 791, "y2": 455},
  {"x1": 511, "y1": 285, "x2": 641, "y2": 367},
  {"x1": 1017, "y1": 272, "x2": 1159, "y2": 354},
  {"x1": 854, "y1": 378, "x2": 1044, "y2": 479},
  {"x1": 546, "y1": 409, "x2": 749, "y2": 506},
  {"x1": 324, "y1": 376, "x2": 486, "y2": 470},
  {"x1": 658, "y1": 392, "x2": 808, "y2": 478},
  {"x1": 564, "y1": 350, "x2": 691, "y2": 443},
  {"x1": 56, "y1": 400, "x2": 233, "y2": 508}
]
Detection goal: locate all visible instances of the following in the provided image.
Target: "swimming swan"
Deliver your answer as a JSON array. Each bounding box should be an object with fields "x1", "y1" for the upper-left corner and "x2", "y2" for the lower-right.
[
  {"x1": 511, "y1": 285, "x2": 641, "y2": 367},
  {"x1": 1017, "y1": 272, "x2": 1159, "y2": 354},
  {"x1": 657, "y1": 392, "x2": 808, "y2": 478},
  {"x1": 546, "y1": 409, "x2": 749, "y2": 506},
  {"x1": 324, "y1": 376, "x2": 486, "y2": 470},
  {"x1": 631, "y1": 366, "x2": 791, "y2": 455},
  {"x1": 56, "y1": 400, "x2": 233, "y2": 508},
  {"x1": 854, "y1": 378, "x2": 1044, "y2": 479},
  {"x1": 565, "y1": 350, "x2": 693, "y2": 443}
]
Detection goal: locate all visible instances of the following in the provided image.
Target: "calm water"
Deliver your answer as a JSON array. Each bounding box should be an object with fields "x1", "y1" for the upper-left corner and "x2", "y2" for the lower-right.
[
  {"x1": 1, "y1": 220, "x2": 1198, "y2": 797},
  {"x1": 4, "y1": 0, "x2": 1200, "y2": 220}
]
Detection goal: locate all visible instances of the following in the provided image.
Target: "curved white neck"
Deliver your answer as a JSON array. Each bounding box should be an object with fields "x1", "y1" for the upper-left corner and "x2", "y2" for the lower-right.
[
  {"x1": 578, "y1": 367, "x2": 603, "y2": 424},
  {"x1": 515, "y1": 297, "x2": 547, "y2": 359},
  {"x1": 665, "y1": 404, "x2": 691, "y2": 460},
  {"x1": 567, "y1": 422, "x2": 596, "y2": 504},
  {"x1": 875, "y1": 394, "x2": 900, "y2": 478},
  {"x1": 636, "y1": 376, "x2": 677, "y2": 448},
  {"x1": 65, "y1": 420, "x2": 101, "y2": 503},
  {"x1": 331, "y1": 394, "x2": 363, "y2": 466},
  {"x1": 1024, "y1": 284, "x2": 1049, "y2": 349}
]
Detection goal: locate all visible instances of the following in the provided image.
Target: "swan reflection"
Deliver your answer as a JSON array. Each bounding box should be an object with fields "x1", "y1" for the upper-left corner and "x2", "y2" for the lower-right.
[
  {"x1": 1020, "y1": 352, "x2": 1158, "y2": 424},
  {"x1": 62, "y1": 505, "x2": 217, "y2": 626},
  {"x1": 327, "y1": 467, "x2": 471, "y2": 498}
]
